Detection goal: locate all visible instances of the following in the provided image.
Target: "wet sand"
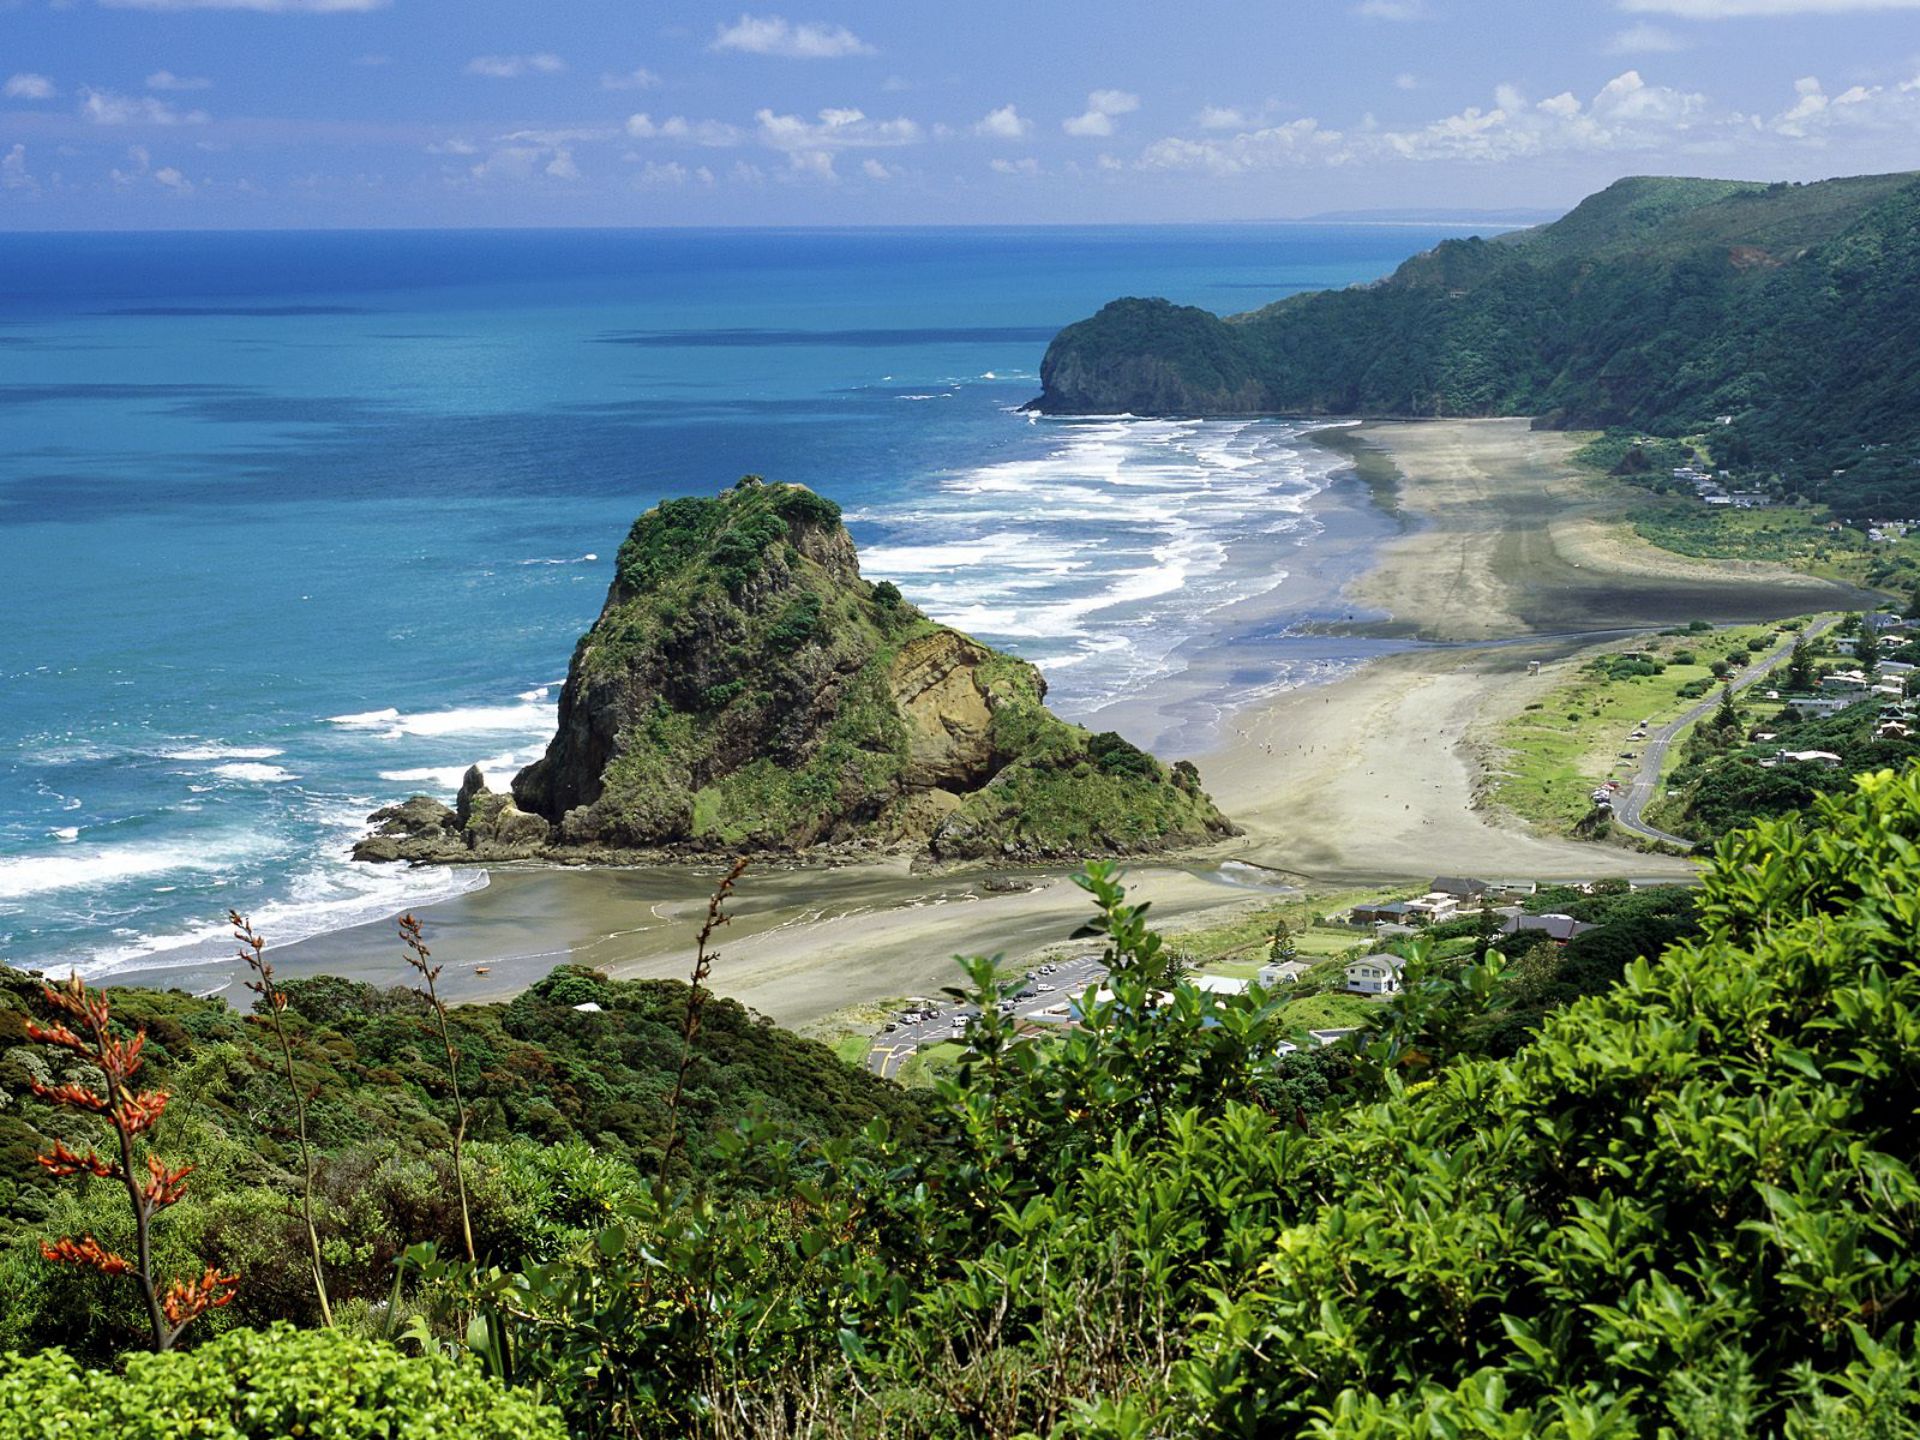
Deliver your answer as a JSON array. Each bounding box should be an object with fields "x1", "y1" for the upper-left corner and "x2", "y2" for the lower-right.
[
  {"x1": 111, "y1": 858, "x2": 1272, "y2": 1024},
  {"x1": 1199, "y1": 418, "x2": 1875, "y2": 883}
]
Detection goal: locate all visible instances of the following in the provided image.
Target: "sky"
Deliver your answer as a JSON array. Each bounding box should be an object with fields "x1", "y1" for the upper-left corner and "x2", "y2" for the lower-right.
[{"x1": 3, "y1": 0, "x2": 1920, "y2": 228}]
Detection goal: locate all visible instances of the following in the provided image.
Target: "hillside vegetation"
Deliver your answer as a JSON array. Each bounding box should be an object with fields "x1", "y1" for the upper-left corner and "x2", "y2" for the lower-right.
[
  {"x1": 6, "y1": 765, "x2": 1920, "y2": 1435},
  {"x1": 1037, "y1": 172, "x2": 1920, "y2": 516}
]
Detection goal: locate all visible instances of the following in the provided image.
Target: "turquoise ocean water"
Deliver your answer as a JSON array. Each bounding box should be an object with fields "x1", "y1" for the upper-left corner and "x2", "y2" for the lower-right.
[{"x1": 0, "y1": 225, "x2": 1453, "y2": 978}]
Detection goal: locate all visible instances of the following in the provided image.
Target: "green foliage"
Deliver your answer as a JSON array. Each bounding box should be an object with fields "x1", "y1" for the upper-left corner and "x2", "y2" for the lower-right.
[
  {"x1": 1657, "y1": 701, "x2": 1920, "y2": 840},
  {"x1": 1042, "y1": 172, "x2": 1920, "y2": 516},
  {"x1": 0, "y1": 1323, "x2": 564, "y2": 1439}
]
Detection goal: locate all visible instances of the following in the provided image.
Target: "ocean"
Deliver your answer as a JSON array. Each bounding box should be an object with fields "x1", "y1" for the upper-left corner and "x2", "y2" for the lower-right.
[{"x1": 0, "y1": 224, "x2": 1455, "y2": 981}]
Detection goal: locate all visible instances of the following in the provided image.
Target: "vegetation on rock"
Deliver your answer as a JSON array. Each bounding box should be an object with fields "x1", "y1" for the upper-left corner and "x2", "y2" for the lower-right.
[{"x1": 362, "y1": 476, "x2": 1233, "y2": 863}]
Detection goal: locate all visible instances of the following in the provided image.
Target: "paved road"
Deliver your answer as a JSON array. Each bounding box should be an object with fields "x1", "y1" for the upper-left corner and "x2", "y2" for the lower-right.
[
  {"x1": 1612, "y1": 616, "x2": 1837, "y2": 848},
  {"x1": 865, "y1": 952, "x2": 1110, "y2": 1078}
]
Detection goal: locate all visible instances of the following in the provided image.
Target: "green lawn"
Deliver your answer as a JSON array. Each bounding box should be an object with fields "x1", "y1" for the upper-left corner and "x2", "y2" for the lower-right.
[
  {"x1": 1488, "y1": 621, "x2": 1812, "y2": 835},
  {"x1": 1277, "y1": 991, "x2": 1380, "y2": 1031}
]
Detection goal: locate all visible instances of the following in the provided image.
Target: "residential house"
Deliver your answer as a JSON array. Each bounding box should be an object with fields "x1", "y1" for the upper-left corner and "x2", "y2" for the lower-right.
[
  {"x1": 1405, "y1": 894, "x2": 1460, "y2": 924},
  {"x1": 1761, "y1": 749, "x2": 1843, "y2": 769},
  {"x1": 1345, "y1": 953, "x2": 1405, "y2": 995},
  {"x1": 1786, "y1": 696, "x2": 1858, "y2": 717},
  {"x1": 1500, "y1": 913, "x2": 1594, "y2": 943},
  {"x1": 1258, "y1": 959, "x2": 1314, "y2": 987},
  {"x1": 1349, "y1": 900, "x2": 1415, "y2": 927},
  {"x1": 1430, "y1": 876, "x2": 1491, "y2": 899}
]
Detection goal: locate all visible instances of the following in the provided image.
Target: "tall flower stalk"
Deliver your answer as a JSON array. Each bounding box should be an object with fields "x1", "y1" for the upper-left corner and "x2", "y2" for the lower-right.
[
  {"x1": 658, "y1": 857, "x2": 748, "y2": 1186},
  {"x1": 25, "y1": 973, "x2": 237, "y2": 1350},
  {"x1": 397, "y1": 913, "x2": 475, "y2": 1264},
  {"x1": 231, "y1": 911, "x2": 333, "y2": 1326}
]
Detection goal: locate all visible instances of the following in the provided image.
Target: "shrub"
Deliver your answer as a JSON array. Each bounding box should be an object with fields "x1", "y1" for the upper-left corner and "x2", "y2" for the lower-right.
[{"x1": 0, "y1": 1324, "x2": 564, "y2": 1439}]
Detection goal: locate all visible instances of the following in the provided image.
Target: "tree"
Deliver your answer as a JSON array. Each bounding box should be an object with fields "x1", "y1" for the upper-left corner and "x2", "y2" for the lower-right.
[
  {"x1": 1907, "y1": 580, "x2": 1920, "y2": 621},
  {"x1": 22, "y1": 974, "x2": 237, "y2": 1350},
  {"x1": 232, "y1": 912, "x2": 332, "y2": 1327},
  {"x1": 1268, "y1": 918, "x2": 1297, "y2": 963},
  {"x1": 1716, "y1": 682, "x2": 1740, "y2": 731},
  {"x1": 1785, "y1": 632, "x2": 1816, "y2": 692},
  {"x1": 1858, "y1": 625, "x2": 1882, "y2": 676}
]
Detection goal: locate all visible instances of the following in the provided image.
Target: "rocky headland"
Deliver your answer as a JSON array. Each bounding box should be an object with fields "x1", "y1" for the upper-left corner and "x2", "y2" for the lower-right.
[{"x1": 355, "y1": 477, "x2": 1234, "y2": 867}]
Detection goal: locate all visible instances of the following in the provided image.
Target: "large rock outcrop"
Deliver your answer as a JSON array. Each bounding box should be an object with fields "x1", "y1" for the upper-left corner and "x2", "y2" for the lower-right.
[{"x1": 356, "y1": 477, "x2": 1234, "y2": 865}]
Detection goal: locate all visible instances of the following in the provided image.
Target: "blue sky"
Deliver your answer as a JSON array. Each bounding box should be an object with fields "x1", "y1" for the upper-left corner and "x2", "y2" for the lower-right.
[{"x1": 3, "y1": 0, "x2": 1920, "y2": 227}]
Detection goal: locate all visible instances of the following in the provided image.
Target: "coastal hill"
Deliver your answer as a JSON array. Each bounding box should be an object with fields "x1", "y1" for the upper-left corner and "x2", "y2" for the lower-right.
[
  {"x1": 357, "y1": 478, "x2": 1232, "y2": 864},
  {"x1": 1034, "y1": 170, "x2": 1920, "y2": 516}
]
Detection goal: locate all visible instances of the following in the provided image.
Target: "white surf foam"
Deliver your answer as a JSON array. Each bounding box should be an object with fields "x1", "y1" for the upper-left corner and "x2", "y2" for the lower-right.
[
  {"x1": 211, "y1": 762, "x2": 298, "y2": 783},
  {"x1": 162, "y1": 744, "x2": 284, "y2": 762},
  {"x1": 0, "y1": 836, "x2": 268, "y2": 902}
]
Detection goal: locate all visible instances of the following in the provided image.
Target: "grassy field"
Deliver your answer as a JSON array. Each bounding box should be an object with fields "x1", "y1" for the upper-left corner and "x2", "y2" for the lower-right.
[
  {"x1": 1629, "y1": 500, "x2": 1919, "y2": 595},
  {"x1": 1487, "y1": 621, "x2": 1807, "y2": 835},
  {"x1": 1149, "y1": 888, "x2": 1382, "y2": 980}
]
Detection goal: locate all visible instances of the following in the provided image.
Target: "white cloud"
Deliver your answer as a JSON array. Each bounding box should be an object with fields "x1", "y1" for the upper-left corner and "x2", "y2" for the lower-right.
[
  {"x1": 1607, "y1": 22, "x2": 1691, "y2": 51},
  {"x1": 1140, "y1": 118, "x2": 1340, "y2": 175},
  {"x1": 1621, "y1": 0, "x2": 1920, "y2": 13},
  {"x1": 1196, "y1": 105, "x2": 1257, "y2": 130},
  {"x1": 465, "y1": 54, "x2": 566, "y2": 79},
  {"x1": 469, "y1": 146, "x2": 544, "y2": 182},
  {"x1": 990, "y1": 156, "x2": 1040, "y2": 176},
  {"x1": 625, "y1": 113, "x2": 747, "y2": 147},
  {"x1": 545, "y1": 149, "x2": 580, "y2": 181},
  {"x1": 2, "y1": 144, "x2": 35, "y2": 192},
  {"x1": 153, "y1": 165, "x2": 192, "y2": 193},
  {"x1": 755, "y1": 105, "x2": 921, "y2": 151},
  {"x1": 1353, "y1": 0, "x2": 1426, "y2": 17},
  {"x1": 101, "y1": 0, "x2": 388, "y2": 10},
  {"x1": 712, "y1": 14, "x2": 875, "y2": 59},
  {"x1": 81, "y1": 88, "x2": 209, "y2": 125},
  {"x1": 426, "y1": 138, "x2": 478, "y2": 155},
  {"x1": 146, "y1": 70, "x2": 212, "y2": 91},
  {"x1": 1063, "y1": 88, "x2": 1140, "y2": 137},
  {"x1": 786, "y1": 148, "x2": 837, "y2": 180},
  {"x1": 1395, "y1": 72, "x2": 1420, "y2": 90},
  {"x1": 861, "y1": 157, "x2": 895, "y2": 179},
  {"x1": 601, "y1": 66, "x2": 659, "y2": 91},
  {"x1": 5, "y1": 73, "x2": 57, "y2": 100},
  {"x1": 973, "y1": 103, "x2": 1030, "y2": 139},
  {"x1": 631, "y1": 159, "x2": 714, "y2": 187}
]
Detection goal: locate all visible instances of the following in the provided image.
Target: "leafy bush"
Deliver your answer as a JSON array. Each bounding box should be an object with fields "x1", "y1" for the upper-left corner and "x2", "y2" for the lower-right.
[{"x1": 0, "y1": 1324, "x2": 564, "y2": 1439}]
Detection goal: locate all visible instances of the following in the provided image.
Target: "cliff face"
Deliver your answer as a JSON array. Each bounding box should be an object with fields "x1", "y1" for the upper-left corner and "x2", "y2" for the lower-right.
[{"x1": 357, "y1": 478, "x2": 1233, "y2": 864}]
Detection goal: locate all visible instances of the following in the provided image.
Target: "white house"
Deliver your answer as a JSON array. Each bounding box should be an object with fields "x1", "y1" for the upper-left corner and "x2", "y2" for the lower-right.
[
  {"x1": 1258, "y1": 959, "x2": 1314, "y2": 987},
  {"x1": 1344, "y1": 953, "x2": 1405, "y2": 995}
]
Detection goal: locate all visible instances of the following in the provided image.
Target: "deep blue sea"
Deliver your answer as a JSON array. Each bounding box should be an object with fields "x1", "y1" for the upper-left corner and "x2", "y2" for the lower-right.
[{"x1": 0, "y1": 225, "x2": 1454, "y2": 978}]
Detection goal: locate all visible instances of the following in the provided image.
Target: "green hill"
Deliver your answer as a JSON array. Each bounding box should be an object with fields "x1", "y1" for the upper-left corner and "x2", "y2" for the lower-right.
[
  {"x1": 1035, "y1": 171, "x2": 1920, "y2": 516},
  {"x1": 357, "y1": 477, "x2": 1233, "y2": 864}
]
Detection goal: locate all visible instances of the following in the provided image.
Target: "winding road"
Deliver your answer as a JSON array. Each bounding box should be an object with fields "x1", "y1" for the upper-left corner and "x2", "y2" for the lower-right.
[{"x1": 1611, "y1": 617, "x2": 1837, "y2": 849}]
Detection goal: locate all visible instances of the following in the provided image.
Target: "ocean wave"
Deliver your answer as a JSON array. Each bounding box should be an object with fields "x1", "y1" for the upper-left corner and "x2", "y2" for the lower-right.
[
  {"x1": 77, "y1": 862, "x2": 491, "y2": 979},
  {"x1": 327, "y1": 701, "x2": 554, "y2": 741},
  {"x1": 0, "y1": 835, "x2": 269, "y2": 902},
  {"x1": 517, "y1": 553, "x2": 599, "y2": 566},
  {"x1": 162, "y1": 744, "x2": 285, "y2": 761},
  {"x1": 211, "y1": 762, "x2": 298, "y2": 783}
]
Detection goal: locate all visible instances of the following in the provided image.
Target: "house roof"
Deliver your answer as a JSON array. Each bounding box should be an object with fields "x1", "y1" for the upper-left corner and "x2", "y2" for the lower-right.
[
  {"x1": 1430, "y1": 875, "x2": 1490, "y2": 896},
  {"x1": 1346, "y1": 952, "x2": 1407, "y2": 973}
]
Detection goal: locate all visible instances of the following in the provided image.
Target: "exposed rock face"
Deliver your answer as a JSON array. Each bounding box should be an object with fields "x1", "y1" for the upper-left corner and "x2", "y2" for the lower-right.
[
  {"x1": 358, "y1": 478, "x2": 1235, "y2": 865},
  {"x1": 352, "y1": 766, "x2": 550, "y2": 863}
]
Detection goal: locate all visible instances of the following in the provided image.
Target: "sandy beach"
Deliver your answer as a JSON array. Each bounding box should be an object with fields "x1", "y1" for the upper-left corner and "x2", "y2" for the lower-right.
[
  {"x1": 1197, "y1": 418, "x2": 1877, "y2": 883},
  {"x1": 102, "y1": 416, "x2": 1879, "y2": 1022}
]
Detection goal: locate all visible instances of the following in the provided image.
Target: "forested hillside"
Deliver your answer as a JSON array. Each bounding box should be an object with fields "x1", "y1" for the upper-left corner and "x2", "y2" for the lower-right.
[
  {"x1": 1036, "y1": 172, "x2": 1920, "y2": 516},
  {"x1": 5, "y1": 766, "x2": 1920, "y2": 1436}
]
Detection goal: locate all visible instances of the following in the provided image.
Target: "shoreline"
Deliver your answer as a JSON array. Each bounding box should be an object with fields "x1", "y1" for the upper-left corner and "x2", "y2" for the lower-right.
[
  {"x1": 90, "y1": 416, "x2": 1880, "y2": 1020},
  {"x1": 1195, "y1": 418, "x2": 1876, "y2": 883}
]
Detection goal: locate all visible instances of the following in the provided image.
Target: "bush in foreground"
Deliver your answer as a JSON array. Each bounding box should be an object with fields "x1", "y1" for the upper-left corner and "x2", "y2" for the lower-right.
[{"x1": 0, "y1": 1323, "x2": 564, "y2": 1440}]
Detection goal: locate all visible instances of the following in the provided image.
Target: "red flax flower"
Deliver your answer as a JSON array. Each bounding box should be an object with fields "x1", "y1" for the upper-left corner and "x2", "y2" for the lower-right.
[
  {"x1": 161, "y1": 1268, "x2": 239, "y2": 1328},
  {"x1": 22, "y1": 970, "x2": 238, "y2": 1351},
  {"x1": 35, "y1": 1139, "x2": 117, "y2": 1181},
  {"x1": 41, "y1": 1235, "x2": 131, "y2": 1276}
]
